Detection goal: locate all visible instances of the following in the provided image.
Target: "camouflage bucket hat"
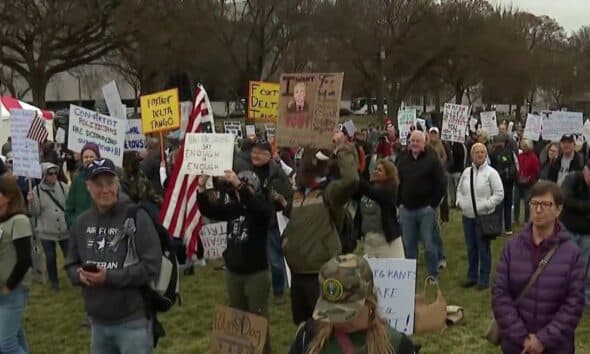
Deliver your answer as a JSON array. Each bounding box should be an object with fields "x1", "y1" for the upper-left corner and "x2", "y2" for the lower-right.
[{"x1": 312, "y1": 254, "x2": 374, "y2": 323}]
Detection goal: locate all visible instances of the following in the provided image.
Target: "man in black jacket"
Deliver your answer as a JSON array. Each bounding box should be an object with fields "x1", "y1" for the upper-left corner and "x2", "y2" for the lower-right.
[
  {"x1": 562, "y1": 158, "x2": 590, "y2": 306},
  {"x1": 139, "y1": 138, "x2": 163, "y2": 196},
  {"x1": 396, "y1": 130, "x2": 445, "y2": 279},
  {"x1": 548, "y1": 134, "x2": 585, "y2": 186}
]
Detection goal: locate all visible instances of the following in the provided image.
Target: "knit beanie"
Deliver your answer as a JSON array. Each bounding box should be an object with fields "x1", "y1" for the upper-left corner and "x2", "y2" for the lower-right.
[{"x1": 81, "y1": 143, "x2": 100, "y2": 158}]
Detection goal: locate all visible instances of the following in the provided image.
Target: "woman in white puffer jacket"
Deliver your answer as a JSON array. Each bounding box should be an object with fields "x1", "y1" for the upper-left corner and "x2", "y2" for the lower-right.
[{"x1": 456, "y1": 143, "x2": 504, "y2": 290}]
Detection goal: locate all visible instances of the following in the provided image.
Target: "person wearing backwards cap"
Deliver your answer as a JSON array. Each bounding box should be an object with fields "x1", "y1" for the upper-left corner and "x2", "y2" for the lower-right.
[
  {"x1": 288, "y1": 254, "x2": 418, "y2": 354},
  {"x1": 65, "y1": 158, "x2": 162, "y2": 354},
  {"x1": 65, "y1": 142, "x2": 100, "y2": 227},
  {"x1": 547, "y1": 134, "x2": 585, "y2": 186}
]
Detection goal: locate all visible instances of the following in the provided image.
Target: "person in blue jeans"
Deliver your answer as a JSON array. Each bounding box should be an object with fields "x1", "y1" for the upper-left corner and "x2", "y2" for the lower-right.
[
  {"x1": 0, "y1": 175, "x2": 34, "y2": 354},
  {"x1": 28, "y1": 162, "x2": 70, "y2": 290},
  {"x1": 456, "y1": 143, "x2": 504, "y2": 290},
  {"x1": 396, "y1": 131, "x2": 445, "y2": 280},
  {"x1": 561, "y1": 160, "x2": 590, "y2": 306}
]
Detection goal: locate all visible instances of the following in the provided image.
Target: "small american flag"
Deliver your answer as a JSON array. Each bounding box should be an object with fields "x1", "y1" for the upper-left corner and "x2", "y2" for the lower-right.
[
  {"x1": 27, "y1": 114, "x2": 48, "y2": 143},
  {"x1": 159, "y1": 84, "x2": 215, "y2": 260}
]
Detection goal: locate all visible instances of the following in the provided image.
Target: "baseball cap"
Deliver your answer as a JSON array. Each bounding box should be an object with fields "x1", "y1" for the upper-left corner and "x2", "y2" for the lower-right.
[
  {"x1": 86, "y1": 158, "x2": 117, "y2": 180},
  {"x1": 428, "y1": 127, "x2": 439, "y2": 134},
  {"x1": 561, "y1": 134, "x2": 575, "y2": 142},
  {"x1": 312, "y1": 254, "x2": 374, "y2": 323},
  {"x1": 252, "y1": 139, "x2": 272, "y2": 153}
]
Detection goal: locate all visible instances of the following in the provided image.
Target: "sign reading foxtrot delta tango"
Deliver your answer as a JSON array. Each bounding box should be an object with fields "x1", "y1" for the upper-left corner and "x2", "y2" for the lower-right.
[
  {"x1": 276, "y1": 73, "x2": 344, "y2": 148},
  {"x1": 248, "y1": 81, "x2": 280, "y2": 122},
  {"x1": 140, "y1": 88, "x2": 180, "y2": 133}
]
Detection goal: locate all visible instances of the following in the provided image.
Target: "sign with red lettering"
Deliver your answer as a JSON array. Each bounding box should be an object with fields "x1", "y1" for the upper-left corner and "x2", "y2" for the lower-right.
[
  {"x1": 441, "y1": 103, "x2": 470, "y2": 143},
  {"x1": 140, "y1": 88, "x2": 180, "y2": 133},
  {"x1": 276, "y1": 73, "x2": 344, "y2": 148}
]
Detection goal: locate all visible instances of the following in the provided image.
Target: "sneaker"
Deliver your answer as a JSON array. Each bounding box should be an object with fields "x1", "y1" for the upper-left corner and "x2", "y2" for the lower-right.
[
  {"x1": 426, "y1": 276, "x2": 438, "y2": 285},
  {"x1": 438, "y1": 259, "x2": 447, "y2": 270},
  {"x1": 196, "y1": 258, "x2": 207, "y2": 267},
  {"x1": 505, "y1": 230, "x2": 513, "y2": 236}
]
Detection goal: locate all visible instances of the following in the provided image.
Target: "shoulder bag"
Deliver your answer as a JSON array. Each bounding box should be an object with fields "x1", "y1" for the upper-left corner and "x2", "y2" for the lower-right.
[
  {"x1": 485, "y1": 244, "x2": 559, "y2": 345},
  {"x1": 469, "y1": 167, "x2": 503, "y2": 239}
]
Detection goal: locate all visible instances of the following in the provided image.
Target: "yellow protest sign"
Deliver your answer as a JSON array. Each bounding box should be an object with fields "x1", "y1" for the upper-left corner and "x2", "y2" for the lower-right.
[
  {"x1": 140, "y1": 88, "x2": 180, "y2": 133},
  {"x1": 248, "y1": 81, "x2": 280, "y2": 122}
]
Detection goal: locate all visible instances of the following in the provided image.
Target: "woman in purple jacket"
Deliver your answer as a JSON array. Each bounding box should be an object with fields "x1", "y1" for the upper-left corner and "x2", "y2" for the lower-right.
[{"x1": 492, "y1": 181, "x2": 585, "y2": 354}]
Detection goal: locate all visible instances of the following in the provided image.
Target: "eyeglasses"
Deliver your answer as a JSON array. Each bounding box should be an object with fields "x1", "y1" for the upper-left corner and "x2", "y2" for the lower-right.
[
  {"x1": 46, "y1": 172, "x2": 57, "y2": 176},
  {"x1": 529, "y1": 200, "x2": 554, "y2": 209}
]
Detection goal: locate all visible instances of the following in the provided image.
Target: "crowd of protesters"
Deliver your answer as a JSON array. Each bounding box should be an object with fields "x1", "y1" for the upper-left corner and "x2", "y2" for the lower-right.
[{"x1": 1, "y1": 110, "x2": 590, "y2": 354}]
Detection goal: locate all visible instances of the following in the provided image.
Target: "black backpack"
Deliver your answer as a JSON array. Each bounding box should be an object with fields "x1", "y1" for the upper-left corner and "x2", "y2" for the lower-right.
[
  {"x1": 321, "y1": 192, "x2": 359, "y2": 254},
  {"x1": 125, "y1": 205, "x2": 180, "y2": 313},
  {"x1": 493, "y1": 150, "x2": 516, "y2": 182}
]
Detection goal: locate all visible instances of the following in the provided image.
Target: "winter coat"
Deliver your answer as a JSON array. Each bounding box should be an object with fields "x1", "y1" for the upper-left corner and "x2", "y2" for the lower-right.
[
  {"x1": 65, "y1": 171, "x2": 92, "y2": 228},
  {"x1": 358, "y1": 179, "x2": 399, "y2": 242},
  {"x1": 547, "y1": 152, "x2": 585, "y2": 183},
  {"x1": 516, "y1": 150, "x2": 540, "y2": 187},
  {"x1": 396, "y1": 148, "x2": 445, "y2": 210},
  {"x1": 492, "y1": 223, "x2": 585, "y2": 354},
  {"x1": 29, "y1": 181, "x2": 69, "y2": 241},
  {"x1": 455, "y1": 162, "x2": 504, "y2": 218},
  {"x1": 561, "y1": 172, "x2": 590, "y2": 235}
]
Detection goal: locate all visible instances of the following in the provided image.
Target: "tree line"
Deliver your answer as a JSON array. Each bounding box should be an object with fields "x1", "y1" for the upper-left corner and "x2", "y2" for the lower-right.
[{"x1": 0, "y1": 0, "x2": 589, "y2": 120}]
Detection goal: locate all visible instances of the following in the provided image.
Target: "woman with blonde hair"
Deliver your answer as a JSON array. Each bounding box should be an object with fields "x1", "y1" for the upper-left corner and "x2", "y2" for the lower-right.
[
  {"x1": 357, "y1": 159, "x2": 404, "y2": 258},
  {"x1": 289, "y1": 254, "x2": 418, "y2": 354}
]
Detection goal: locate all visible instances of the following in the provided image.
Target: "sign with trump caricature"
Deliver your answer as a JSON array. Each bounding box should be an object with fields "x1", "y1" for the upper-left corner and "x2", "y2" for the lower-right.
[{"x1": 276, "y1": 73, "x2": 344, "y2": 148}]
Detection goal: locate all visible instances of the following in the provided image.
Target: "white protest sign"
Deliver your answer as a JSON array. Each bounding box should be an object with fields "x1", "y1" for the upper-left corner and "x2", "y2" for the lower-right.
[
  {"x1": 264, "y1": 123, "x2": 276, "y2": 142},
  {"x1": 542, "y1": 111, "x2": 584, "y2": 142},
  {"x1": 102, "y1": 81, "x2": 126, "y2": 119},
  {"x1": 246, "y1": 124, "x2": 256, "y2": 137},
  {"x1": 10, "y1": 109, "x2": 42, "y2": 179},
  {"x1": 479, "y1": 111, "x2": 499, "y2": 136},
  {"x1": 416, "y1": 118, "x2": 426, "y2": 130},
  {"x1": 55, "y1": 128, "x2": 66, "y2": 144},
  {"x1": 182, "y1": 133, "x2": 234, "y2": 176},
  {"x1": 441, "y1": 103, "x2": 469, "y2": 143},
  {"x1": 365, "y1": 258, "x2": 417, "y2": 335},
  {"x1": 583, "y1": 120, "x2": 590, "y2": 145},
  {"x1": 68, "y1": 105, "x2": 127, "y2": 166},
  {"x1": 524, "y1": 114, "x2": 542, "y2": 141},
  {"x1": 276, "y1": 211, "x2": 292, "y2": 288},
  {"x1": 200, "y1": 222, "x2": 227, "y2": 260},
  {"x1": 469, "y1": 117, "x2": 478, "y2": 132},
  {"x1": 397, "y1": 109, "x2": 417, "y2": 145},
  {"x1": 343, "y1": 120, "x2": 357, "y2": 136},
  {"x1": 124, "y1": 119, "x2": 147, "y2": 151},
  {"x1": 224, "y1": 121, "x2": 243, "y2": 139}
]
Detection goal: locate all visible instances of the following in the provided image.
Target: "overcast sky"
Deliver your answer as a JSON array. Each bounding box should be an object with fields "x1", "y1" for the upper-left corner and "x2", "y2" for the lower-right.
[{"x1": 491, "y1": 0, "x2": 590, "y2": 33}]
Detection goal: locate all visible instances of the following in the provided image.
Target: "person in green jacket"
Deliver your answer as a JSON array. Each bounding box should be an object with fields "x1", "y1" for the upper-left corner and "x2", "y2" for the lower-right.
[
  {"x1": 283, "y1": 131, "x2": 359, "y2": 325},
  {"x1": 65, "y1": 143, "x2": 100, "y2": 228},
  {"x1": 288, "y1": 254, "x2": 418, "y2": 354}
]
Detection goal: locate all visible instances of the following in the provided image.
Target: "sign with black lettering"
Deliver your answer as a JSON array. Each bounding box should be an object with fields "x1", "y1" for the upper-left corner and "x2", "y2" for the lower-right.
[
  {"x1": 365, "y1": 257, "x2": 417, "y2": 335},
  {"x1": 181, "y1": 133, "x2": 234, "y2": 176},
  {"x1": 140, "y1": 88, "x2": 180, "y2": 133},
  {"x1": 248, "y1": 81, "x2": 279, "y2": 122},
  {"x1": 441, "y1": 103, "x2": 470, "y2": 143},
  {"x1": 210, "y1": 305, "x2": 268, "y2": 354}
]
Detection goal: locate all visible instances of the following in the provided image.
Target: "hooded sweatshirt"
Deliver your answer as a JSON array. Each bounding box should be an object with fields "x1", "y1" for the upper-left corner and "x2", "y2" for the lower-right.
[
  {"x1": 30, "y1": 163, "x2": 70, "y2": 241},
  {"x1": 65, "y1": 201, "x2": 162, "y2": 324}
]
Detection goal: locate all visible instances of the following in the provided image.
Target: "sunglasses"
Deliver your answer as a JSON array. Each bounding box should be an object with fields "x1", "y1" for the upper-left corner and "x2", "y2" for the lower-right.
[{"x1": 46, "y1": 170, "x2": 58, "y2": 176}]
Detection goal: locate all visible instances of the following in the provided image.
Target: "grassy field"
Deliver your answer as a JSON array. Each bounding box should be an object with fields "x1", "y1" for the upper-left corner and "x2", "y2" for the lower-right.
[{"x1": 25, "y1": 209, "x2": 590, "y2": 354}]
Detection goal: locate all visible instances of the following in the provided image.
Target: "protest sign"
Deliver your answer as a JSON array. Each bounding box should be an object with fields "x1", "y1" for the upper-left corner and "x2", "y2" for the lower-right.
[
  {"x1": 365, "y1": 257, "x2": 417, "y2": 335},
  {"x1": 524, "y1": 114, "x2": 542, "y2": 141},
  {"x1": 55, "y1": 128, "x2": 66, "y2": 144},
  {"x1": 343, "y1": 120, "x2": 357, "y2": 136},
  {"x1": 248, "y1": 81, "x2": 280, "y2": 122},
  {"x1": 583, "y1": 120, "x2": 590, "y2": 145},
  {"x1": 277, "y1": 73, "x2": 344, "y2": 148},
  {"x1": 68, "y1": 105, "x2": 127, "y2": 166},
  {"x1": 210, "y1": 305, "x2": 268, "y2": 354},
  {"x1": 479, "y1": 111, "x2": 499, "y2": 136},
  {"x1": 102, "y1": 81, "x2": 125, "y2": 119},
  {"x1": 441, "y1": 103, "x2": 470, "y2": 143},
  {"x1": 224, "y1": 121, "x2": 243, "y2": 140},
  {"x1": 542, "y1": 111, "x2": 584, "y2": 142},
  {"x1": 124, "y1": 119, "x2": 147, "y2": 151},
  {"x1": 200, "y1": 222, "x2": 227, "y2": 260},
  {"x1": 246, "y1": 124, "x2": 256, "y2": 138},
  {"x1": 264, "y1": 124, "x2": 276, "y2": 142},
  {"x1": 397, "y1": 109, "x2": 417, "y2": 145},
  {"x1": 140, "y1": 88, "x2": 180, "y2": 133},
  {"x1": 10, "y1": 109, "x2": 41, "y2": 179},
  {"x1": 416, "y1": 118, "x2": 426, "y2": 130},
  {"x1": 182, "y1": 133, "x2": 234, "y2": 176}
]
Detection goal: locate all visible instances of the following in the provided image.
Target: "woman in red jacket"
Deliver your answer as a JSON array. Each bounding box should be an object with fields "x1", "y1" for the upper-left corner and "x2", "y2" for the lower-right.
[{"x1": 514, "y1": 139, "x2": 540, "y2": 224}]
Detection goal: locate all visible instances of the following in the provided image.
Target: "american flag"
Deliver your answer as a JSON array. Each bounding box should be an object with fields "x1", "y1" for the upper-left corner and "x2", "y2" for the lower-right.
[
  {"x1": 27, "y1": 114, "x2": 49, "y2": 143},
  {"x1": 159, "y1": 84, "x2": 215, "y2": 260}
]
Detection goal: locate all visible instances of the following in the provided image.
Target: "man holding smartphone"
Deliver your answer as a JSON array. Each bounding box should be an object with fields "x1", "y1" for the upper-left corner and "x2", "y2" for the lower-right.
[{"x1": 64, "y1": 158, "x2": 162, "y2": 354}]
